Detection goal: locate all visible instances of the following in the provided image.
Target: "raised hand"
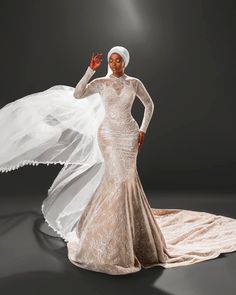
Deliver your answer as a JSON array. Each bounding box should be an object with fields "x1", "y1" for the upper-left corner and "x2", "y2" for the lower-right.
[{"x1": 89, "y1": 52, "x2": 103, "y2": 71}]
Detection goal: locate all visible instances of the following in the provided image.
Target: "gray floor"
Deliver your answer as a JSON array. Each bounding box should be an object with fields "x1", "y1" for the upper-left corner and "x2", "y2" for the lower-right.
[{"x1": 0, "y1": 191, "x2": 235, "y2": 295}]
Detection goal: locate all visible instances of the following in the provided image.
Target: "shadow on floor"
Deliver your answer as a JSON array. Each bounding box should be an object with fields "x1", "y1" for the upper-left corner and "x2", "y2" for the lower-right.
[{"x1": 0, "y1": 210, "x2": 173, "y2": 295}]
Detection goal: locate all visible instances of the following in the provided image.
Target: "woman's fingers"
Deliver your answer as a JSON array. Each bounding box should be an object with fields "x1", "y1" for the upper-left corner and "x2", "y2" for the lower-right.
[
  {"x1": 90, "y1": 52, "x2": 103, "y2": 70},
  {"x1": 91, "y1": 53, "x2": 103, "y2": 62},
  {"x1": 94, "y1": 53, "x2": 103, "y2": 60},
  {"x1": 137, "y1": 131, "x2": 145, "y2": 151},
  {"x1": 96, "y1": 55, "x2": 103, "y2": 63}
]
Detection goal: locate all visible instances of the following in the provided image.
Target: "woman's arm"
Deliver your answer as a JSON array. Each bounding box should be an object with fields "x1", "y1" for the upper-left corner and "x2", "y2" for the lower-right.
[
  {"x1": 73, "y1": 66, "x2": 100, "y2": 99},
  {"x1": 135, "y1": 79, "x2": 155, "y2": 133}
]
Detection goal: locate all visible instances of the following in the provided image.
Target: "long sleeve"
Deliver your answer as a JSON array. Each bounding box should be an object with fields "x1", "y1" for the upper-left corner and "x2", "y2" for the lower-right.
[
  {"x1": 74, "y1": 66, "x2": 101, "y2": 99},
  {"x1": 135, "y1": 79, "x2": 155, "y2": 133}
]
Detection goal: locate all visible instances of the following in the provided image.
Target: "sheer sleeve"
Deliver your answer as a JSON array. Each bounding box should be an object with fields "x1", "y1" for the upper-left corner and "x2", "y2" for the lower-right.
[
  {"x1": 135, "y1": 79, "x2": 155, "y2": 133},
  {"x1": 74, "y1": 66, "x2": 101, "y2": 99}
]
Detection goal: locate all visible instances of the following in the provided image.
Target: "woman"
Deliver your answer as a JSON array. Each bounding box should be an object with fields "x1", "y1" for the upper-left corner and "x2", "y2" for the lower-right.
[{"x1": 0, "y1": 46, "x2": 236, "y2": 275}]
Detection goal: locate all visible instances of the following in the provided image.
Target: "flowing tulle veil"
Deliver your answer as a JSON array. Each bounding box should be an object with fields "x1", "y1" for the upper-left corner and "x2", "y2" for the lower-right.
[
  {"x1": 0, "y1": 46, "x2": 130, "y2": 241},
  {"x1": 0, "y1": 84, "x2": 106, "y2": 241}
]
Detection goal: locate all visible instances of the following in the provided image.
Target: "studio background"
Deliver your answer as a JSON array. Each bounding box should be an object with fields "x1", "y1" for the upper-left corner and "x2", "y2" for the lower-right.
[{"x1": 1, "y1": 0, "x2": 236, "y2": 195}]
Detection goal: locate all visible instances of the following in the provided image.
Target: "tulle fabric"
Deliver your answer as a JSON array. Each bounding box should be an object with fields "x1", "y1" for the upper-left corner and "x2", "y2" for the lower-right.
[{"x1": 0, "y1": 85, "x2": 106, "y2": 241}]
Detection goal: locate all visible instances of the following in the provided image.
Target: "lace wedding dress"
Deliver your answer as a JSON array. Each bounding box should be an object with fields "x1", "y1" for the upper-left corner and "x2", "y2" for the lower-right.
[{"x1": 0, "y1": 66, "x2": 236, "y2": 275}]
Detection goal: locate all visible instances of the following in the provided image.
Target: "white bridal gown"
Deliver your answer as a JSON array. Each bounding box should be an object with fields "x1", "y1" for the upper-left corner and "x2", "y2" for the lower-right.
[{"x1": 0, "y1": 66, "x2": 236, "y2": 275}]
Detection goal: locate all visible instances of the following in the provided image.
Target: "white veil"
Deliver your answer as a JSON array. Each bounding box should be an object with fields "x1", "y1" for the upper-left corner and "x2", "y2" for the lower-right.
[{"x1": 0, "y1": 46, "x2": 130, "y2": 242}]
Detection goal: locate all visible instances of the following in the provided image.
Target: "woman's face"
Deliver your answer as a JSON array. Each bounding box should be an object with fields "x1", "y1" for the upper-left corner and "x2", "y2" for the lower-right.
[{"x1": 108, "y1": 53, "x2": 125, "y2": 74}]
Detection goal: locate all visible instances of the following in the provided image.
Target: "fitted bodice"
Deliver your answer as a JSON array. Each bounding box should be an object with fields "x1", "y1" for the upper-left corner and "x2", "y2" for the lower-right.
[{"x1": 74, "y1": 66, "x2": 155, "y2": 133}]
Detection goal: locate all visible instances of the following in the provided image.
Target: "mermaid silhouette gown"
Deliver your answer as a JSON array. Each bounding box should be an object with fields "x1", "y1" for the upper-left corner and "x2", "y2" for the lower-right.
[
  {"x1": 0, "y1": 66, "x2": 236, "y2": 275},
  {"x1": 65, "y1": 67, "x2": 236, "y2": 275}
]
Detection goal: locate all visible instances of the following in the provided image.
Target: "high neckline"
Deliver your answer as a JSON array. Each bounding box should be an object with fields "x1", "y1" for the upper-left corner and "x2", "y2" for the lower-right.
[{"x1": 109, "y1": 73, "x2": 126, "y2": 79}]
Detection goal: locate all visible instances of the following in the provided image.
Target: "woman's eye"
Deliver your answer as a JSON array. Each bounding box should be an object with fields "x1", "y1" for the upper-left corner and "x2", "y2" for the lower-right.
[{"x1": 109, "y1": 59, "x2": 121, "y2": 63}]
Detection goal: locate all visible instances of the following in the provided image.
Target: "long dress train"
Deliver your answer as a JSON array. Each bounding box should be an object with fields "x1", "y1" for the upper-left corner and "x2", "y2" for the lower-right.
[{"x1": 0, "y1": 66, "x2": 236, "y2": 275}]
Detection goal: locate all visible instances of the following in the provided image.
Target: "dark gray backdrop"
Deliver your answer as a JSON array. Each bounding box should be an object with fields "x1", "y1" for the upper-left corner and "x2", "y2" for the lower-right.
[{"x1": 1, "y1": 0, "x2": 235, "y2": 194}]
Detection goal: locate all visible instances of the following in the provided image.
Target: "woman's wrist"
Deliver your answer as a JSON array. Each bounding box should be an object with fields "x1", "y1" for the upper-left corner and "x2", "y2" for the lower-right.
[{"x1": 88, "y1": 65, "x2": 96, "y2": 71}]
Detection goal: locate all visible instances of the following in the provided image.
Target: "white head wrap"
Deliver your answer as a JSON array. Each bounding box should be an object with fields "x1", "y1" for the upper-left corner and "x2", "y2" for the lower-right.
[{"x1": 106, "y1": 46, "x2": 130, "y2": 76}]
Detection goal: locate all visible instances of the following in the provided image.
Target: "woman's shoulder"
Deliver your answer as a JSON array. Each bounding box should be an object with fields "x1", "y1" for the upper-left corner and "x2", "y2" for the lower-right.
[
  {"x1": 125, "y1": 75, "x2": 143, "y2": 89},
  {"x1": 124, "y1": 74, "x2": 143, "y2": 84}
]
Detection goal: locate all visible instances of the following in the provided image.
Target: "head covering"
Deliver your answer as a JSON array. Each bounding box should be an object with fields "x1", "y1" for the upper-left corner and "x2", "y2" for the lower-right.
[{"x1": 106, "y1": 46, "x2": 130, "y2": 76}]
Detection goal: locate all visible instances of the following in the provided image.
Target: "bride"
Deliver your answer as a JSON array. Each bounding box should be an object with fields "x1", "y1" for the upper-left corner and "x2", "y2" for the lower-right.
[{"x1": 0, "y1": 45, "x2": 236, "y2": 275}]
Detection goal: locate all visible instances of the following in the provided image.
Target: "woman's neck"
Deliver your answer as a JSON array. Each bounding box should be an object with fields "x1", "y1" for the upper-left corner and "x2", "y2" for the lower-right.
[{"x1": 111, "y1": 71, "x2": 124, "y2": 78}]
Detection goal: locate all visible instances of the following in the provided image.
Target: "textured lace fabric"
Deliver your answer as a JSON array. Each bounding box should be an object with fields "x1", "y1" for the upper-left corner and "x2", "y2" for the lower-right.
[
  {"x1": 66, "y1": 67, "x2": 236, "y2": 275},
  {"x1": 73, "y1": 66, "x2": 155, "y2": 133},
  {"x1": 1, "y1": 64, "x2": 235, "y2": 275},
  {"x1": 68, "y1": 67, "x2": 168, "y2": 275}
]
